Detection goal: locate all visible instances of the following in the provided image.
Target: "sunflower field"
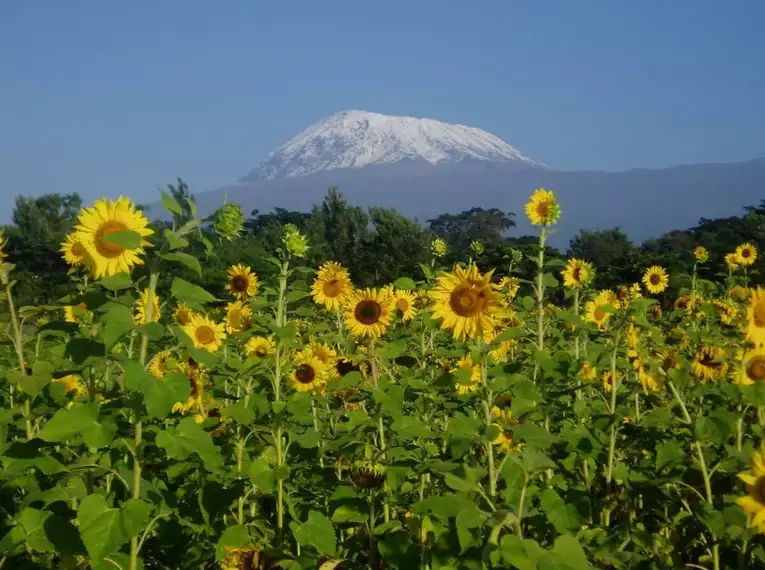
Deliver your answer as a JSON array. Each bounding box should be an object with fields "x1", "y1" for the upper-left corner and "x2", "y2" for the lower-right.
[{"x1": 2, "y1": 188, "x2": 765, "y2": 570}]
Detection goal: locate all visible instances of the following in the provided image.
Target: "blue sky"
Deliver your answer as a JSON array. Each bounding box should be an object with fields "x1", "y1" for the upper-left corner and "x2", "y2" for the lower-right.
[{"x1": 1, "y1": 0, "x2": 763, "y2": 212}]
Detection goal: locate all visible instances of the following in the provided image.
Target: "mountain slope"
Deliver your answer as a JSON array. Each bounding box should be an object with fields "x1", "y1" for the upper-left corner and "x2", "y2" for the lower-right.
[{"x1": 240, "y1": 110, "x2": 544, "y2": 182}]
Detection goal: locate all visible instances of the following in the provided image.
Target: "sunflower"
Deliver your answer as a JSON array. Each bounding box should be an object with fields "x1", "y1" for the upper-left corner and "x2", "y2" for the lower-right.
[
  {"x1": 495, "y1": 276, "x2": 521, "y2": 300},
  {"x1": 637, "y1": 366, "x2": 663, "y2": 393},
  {"x1": 525, "y1": 188, "x2": 561, "y2": 226},
  {"x1": 561, "y1": 259, "x2": 594, "y2": 288},
  {"x1": 492, "y1": 425, "x2": 522, "y2": 452},
  {"x1": 289, "y1": 348, "x2": 327, "y2": 394},
  {"x1": 173, "y1": 360, "x2": 206, "y2": 413},
  {"x1": 148, "y1": 351, "x2": 173, "y2": 378},
  {"x1": 54, "y1": 374, "x2": 85, "y2": 396},
  {"x1": 642, "y1": 266, "x2": 669, "y2": 294},
  {"x1": 431, "y1": 238, "x2": 448, "y2": 258},
  {"x1": 430, "y1": 264, "x2": 502, "y2": 341},
  {"x1": 737, "y1": 347, "x2": 765, "y2": 385},
  {"x1": 134, "y1": 288, "x2": 160, "y2": 325},
  {"x1": 580, "y1": 361, "x2": 597, "y2": 381},
  {"x1": 173, "y1": 303, "x2": 195, "y2": 326},
  {"x1": 747, "y1": 288, "x2": 765, "y2": 346},
  {"x1": 344, "y1": 288, "x2": 394, "y2": 339},
  {"x1": 736, "y1": 446, "x2": 765, "y2": 533},
  {"x1": 661, "y1": 350, "x2": 679, "y2": 372},
  {"x1": 73, "y1": 197, "x2": 153, "y2": 279},
  {"x1": 453, "y1": 354, "x2": 481, "y2": 395},
  {"x1": 394, "y1": 290, "x2": 417, "y2": 321},
  {"x1": 726, "y1": 253, "x2": 740, "y2": 270},
  {"x1": 182, "y1": 314, "x2": 227, "y2": 352},
  {"x1": 64, "y1": 302, "x2": 88, "y2": 323},
  {"x1": 693, "y1": 246, "x2": 709, "y2": 263},
  {"x1": 691, "y1": 345, "x2": 728, "y2": 381},
  {"x1": 226, "y1": 264, "x2": 259, "y2": 299},
  {"x1": 220, "y1": 546, "x2": 265, "y2": 570},
  {"x1": 245, "y1": 336, "x2": 273, "y2": 359},
  {"x1": 731, "y1": 285, "x2": 748, "y2": 301},
  {"x1": 601, "y1": 369, "x2": 623, "y2": 392},
  {"x1": 311, "y1": 262, "x2": 353, "y2": 311},
  {"x1": 224, "y1": 301, "x2": 253, "y2": 334},
  {"x1": 60, "y1": 233, "x2": 88, "y2": 266},
  {"x1": 584, "y1": 289, "x2": 618, "y2": 329},
  {"x1": 736, "y1": 243, "x2": 758, "y2": 266},
  {"x1": 713, "y1": 299, "x2": 737, "y2": 326}
]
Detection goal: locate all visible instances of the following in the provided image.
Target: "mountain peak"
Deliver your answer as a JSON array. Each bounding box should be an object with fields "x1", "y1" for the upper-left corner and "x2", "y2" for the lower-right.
[{"x1": 239, "y1": 110, "x2": 545, "y2": 182}]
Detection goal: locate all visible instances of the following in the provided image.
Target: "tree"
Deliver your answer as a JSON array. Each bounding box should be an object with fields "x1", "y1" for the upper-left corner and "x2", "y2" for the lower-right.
[
  {"x1": 165, "y1": 178, "x2": 196, "y2": 228},
  {"x1": 361, "y1": 207, "x2": 428, "y2": 284},
  {"x1": 428, "y1": 207, "x2": 515, "y2": 256},
  {"x1": 12, "y1": 193, "x2": 82, "y2": 244}
]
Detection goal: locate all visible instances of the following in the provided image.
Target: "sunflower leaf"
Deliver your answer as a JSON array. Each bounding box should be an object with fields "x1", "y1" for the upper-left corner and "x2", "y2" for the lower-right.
[
  {"x1": 171, "y1": 278, "x2": 217, "y2": 304},
  {"x1": 394, "y1": 277, "x2": 417, "y2": 290},
  {"x1": 99, "y1": 273, "x2": 133, "y2": 291},
  {"x1": 160, "y1": 190, "x2": 183, "y2": 216},
  {"x1": 102, "y1": 230, "x2": 142, "y2": 250},
  {"x1": 161, "y1": 253, "x2": 202, "y2": 277}
]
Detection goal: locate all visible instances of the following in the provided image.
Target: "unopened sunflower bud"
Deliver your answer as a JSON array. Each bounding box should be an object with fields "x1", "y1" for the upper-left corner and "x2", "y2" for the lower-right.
[
  {"x1": 510, "y1": 249, "x2": 523, "y2": 264},
  {"x1": 213, "y1": 203, "x2": 245, "y2": 241},
  {"x1": 431, "y1": 237, "x2": 447, "y2": 258},
  {"x1": 283, "y1": 224, "x2": 309, "y2": 258},
  {"x1": 470, "y1": 240, "x2": 484, "y2": 256}
]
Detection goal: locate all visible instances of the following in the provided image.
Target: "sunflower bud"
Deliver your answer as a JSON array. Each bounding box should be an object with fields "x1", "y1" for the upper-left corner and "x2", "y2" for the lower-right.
[
  {"x1": 470, "y1": 240, "x2": 484, "y2": 256},
  {"x1": 283, "y1": 224, "x2": 309, "y2": 258},
  {"x1": 693, "y1": 246, "x2": 709, "y2": 263},
  {"x1": 213, "y1": 203, "x2": 245, "y2": 241},
  {"x1": 510, "y1": 249, "x2": 523, "y2": 264},
  {"x1": 349, "y1": 460, "x2": 386, "y2": 489},
  {"x1": 431, "y1": 238, "x2": 447, "y2": 258}
]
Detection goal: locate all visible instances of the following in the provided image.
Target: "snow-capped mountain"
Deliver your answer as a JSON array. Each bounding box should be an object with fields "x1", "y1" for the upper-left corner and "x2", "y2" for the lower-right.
[{"x1": 240, "y1": 110, "x2": 544, "y2": 182}]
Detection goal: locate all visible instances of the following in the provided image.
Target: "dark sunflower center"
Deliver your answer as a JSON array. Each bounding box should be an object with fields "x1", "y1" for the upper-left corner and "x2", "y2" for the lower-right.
[
  {"x1": 188, "y1": 376, "x2": 201, "y2": 398},
  {"x1": 195, "y1": 325, "x2": 216, "y2": 345},
  {"x1": 593, "y1": 305, "x2": 608, "y2": 321},
  {"x1": 754, "y1": 300, "x2": 765, "y2": 328},
  {"x1": 396, "y1": 298, "x2": 409, "y2": 312},
  {"x1": 176, "y1": 310, "x2": 191, "y2": 325},
  {"x1": 71, "y1": 241, "x2": 85, "y2": 256},
  {"x1": 747, "y1": 356, "x2": 765, "y2": 382},
  {"x1": 754, "y1": 476, "x2": 765, "y2": 504},
  {"x1": 95, "y1": 220, "x2": 129, "y2": 258},
  {"x1": 449, "y1": 286, "x2": 485, "y2": 317},
  {"x1": 231, "y1": 275, "x2": 249, "y2": 293},
  {"x1": 572, "y1": 267, "x2": 582, "y2": 282},
  {"x1": 355, "y1": 300, "x2": 382, "y2": 325},
  {"x1": 743, "y1": 249, "x2": 752, "y2": 259},
  {"x1": 295, "y1": 364, "x2": 316, "y2": 384},
  {"x1": 650, "y1": 273, "x2": 661, "y2": 286},
  {"x1": 336, "y1": 359, "x2": 360, "y2": 377},
  {"x1": 699, "y1": 349, "x2": 722, "y2": 369},
  {"x1": 255, "y1": 346, "x2": 268, "y2": 357},
  {"x1": 323, "y1": 279, "x2": 341, "y2": 298},
  {"x1": 536, "y1": 202, "x2": 550, "y2": 218}
]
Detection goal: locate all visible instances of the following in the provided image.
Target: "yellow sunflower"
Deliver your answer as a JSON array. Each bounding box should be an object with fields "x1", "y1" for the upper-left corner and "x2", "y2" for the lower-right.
[
  {"x1": 220, "y1": 546, "x2": 264, "y2": 570},
  {"x1": 173, "y1": 360, "x2": 206, "y2": 414},
  {"x1": 289, "y1": 348, "x2": 327, "y2": 394},
  {"x1": 431, "y1": 237, "x2": 448, "y2": 258},
  {"x1": 430, "y1": 264, "x2": 503, "y2": 341},
  {"x1": 637, "y1": 366, "x2": 663, "y2": 393},
  {"x1": 224, "y1": 301, "x2": 253, "y2": 334},
  {"x1": 731, "y1": 285, "x2": 748, "y2": 301},
  {"x1": 54, "y1": 374, "x2": 85, "y2": 396},
  {"x1": 737, "y1": 347, "x2": 765, "y2": 386},
  {"x1": 561, "y1": 259, "x2": 594, "y2": 288},
  {"x1": 726, "y1": 253, "x2": 740, "y2": 270},
  {"x1": 584, "y1": 289, "x2": 618, "y2": 329},
  {"x1": 310, "y1": 342, "x2": 340, "y2": 381},
  {"x1": 736, "y1": 446, "x2": 765, "y2": 533},
  {"x1": 148, "y1": 351, "x2": 173, "y2": 378},
  {"x1": 713, "y1": 299, "x2": 737, "y2": 326},
  {"x1": 691, "y1": 345, "x2": 728, "y2": 381},
  {"x1": 693, "y1": 246, "x2": 709, "y2": 263},
  {"x1": 524, "y1": 188, "x2": 561, "y2": 226},
  {"x1": 453, "y1": 354, "x2": 481, "y2": 395},
  {"x1": 495, "y1": 276, "x2": 521, "y2": 300},
  {"x1": 736, "y1": 243, "x2": 758, "y2": 266},
  {"x1": 642, "y1": 266, "x2": 669, "y2": 294},
  {"x1": 60, "y1": 233, "x2": 88, "y2": 266},
  {"x1": 245, "y1": 336, "x2": 273, "y2": 359},
  {"x1": 394, "y1": 290, "x2": 418, "y2": 321},
  {"x1": 134, "y1": 288, "x2": 160, "y2": 325},
  {"x1": 580, "y1": 361, "x2": 597, "y2": 381},
  {"x1": 73, "y1": 197, "x2": 153, "y2": 279},
  {"x1": 64, "y1": 302, "x2": 88, "y2": 323},
  {"x1": 311, "y1": 261, "x2": 353, "y2": 311},
  {"x1": 182, "y1": 314, "x2": 227, "y2": 352},
  {"x1": 173, "y1": 302, "x2": 195, "y2": 326},
  {"x1": 226, "y1": 264, "x2": 259, "y2": 299},
  {"x1": 747, "y1": 288, "x2": 765, "y2": 346},
  {"x1": 492, "y1": 425, "x2": 522, "y2": 452},
  {"x1": 344, "y1": 288, "x2": 395, "y2": 339},
  {"x1": 601, "y1": 369, "x2": 623, "y2": 392}
]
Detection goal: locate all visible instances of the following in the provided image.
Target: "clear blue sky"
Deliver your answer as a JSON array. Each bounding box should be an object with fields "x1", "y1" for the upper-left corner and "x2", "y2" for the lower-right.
[{"x1": 1, "y1": 0, "x2": 763, "y2": 213}]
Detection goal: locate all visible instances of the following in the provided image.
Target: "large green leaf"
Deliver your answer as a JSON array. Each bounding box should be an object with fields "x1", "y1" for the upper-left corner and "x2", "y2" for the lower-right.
[
  {"x1": 102, "y1": 230, "x2": 142, "y2": 249},
  {"x1": 77, "y1": 495, "x2": 151, "y2": 562},
  {"x1": 539, "y1": 489, "x2": 582, "y2": 534},
  {"x1": 171, "y1": 278, "x2": 216, "y2": 304},
  {"x1": 156, "y1": 417, "x2": 223, "y2": 472},
  {"x1": 38, "y1": 403, "x2": 101, "y2": 443},
  {"x1": 161, "y1": 252, "x2": 202, "y2": 277},
  {"x1": 123, "y1": 362, "x2": 189, "y2": 418},
  {"x1": 294, "y1": 511, "x2": 336, "y2": 556}
]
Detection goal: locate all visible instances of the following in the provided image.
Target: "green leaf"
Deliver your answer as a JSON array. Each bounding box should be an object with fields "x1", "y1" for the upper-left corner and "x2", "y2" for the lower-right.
[
  {"x1": 512, "y1": 423, "x2": 556, "y2": 449},
  {"x1": 294, "y1": 511, "x2": 336, "y2": 556},
  {"x1": 66, "y1": 338, "x2": 105, "y2": 365},
  {"x1": 161, "y1": 252, "x2": 202, "y2": 277},
  {"x1": 656, "y1": 441, "x2": 686, "y2": 473},
  {"x1": 294, "y1": 429, "x2": 321, "y2": 449},
  {"x1": 156, "y1": 417, "x2": 223, "y2": 472},
  {"x1": 444, "y1": 473, "x2": 479, "y2": 493},
  {"x1": 285, "y1": 290, "x2": 311, "y2": 302},
  {"x1": 99, "y1": 272, "x2": 134, "y2": 291},
  {"x1": 38, "y1": 403, "x2": 100, "y2": 443},
  {"x1": 394, "y1": 277, "x2": 417, "y2": 290},
  {"x1": 456, "y1": 504, "x2": 486, "y2": 553},
  {"x1": 331, "y1": 504, "x2": 368, "y2": 524},
  {"x1": 77, "y1": 495, "x2": 150, "y2": 562},
  {"x1": 164, "y1": 229, "x2": 189, "y2": 251},
  {"x1": 539, "y1": 489, "x2": 582, "y2": 534},
  {"x1": 542, "y1": 272, "x2": 559, "y2": 288},
  {"x1": 249, "y1": 457, "x2": 275, "y2": 492},
  {"x1": 222, "y1": 400, "x2": 255, "y2": 425},
  {"x1": 18, "y1": 508, "x2": 55, "y2": 552},
  {"x1": 171, "y1": 277, "x2": 216, "y2": 304},
  {"x1": 499, "y1": 535, "x2": 544, "y2": 570},
  {"x1": 215, "y1": 525, "x2": 250, "y2": 561},
  {"x1": 161, "y1": 190, "x2": 183, "y2": 216},
  {"x1": 552, "y1": 535, "x2": 591, "y2": 570},
  {"x1": 103, "y1": 303, "x2": 134, "y2": 350},
  {"x1": 103, "y1": 230, "x2": 142, "y2": 249}
]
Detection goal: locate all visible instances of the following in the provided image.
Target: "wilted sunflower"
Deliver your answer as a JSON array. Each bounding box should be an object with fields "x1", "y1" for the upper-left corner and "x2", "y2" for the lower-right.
[
  {"x1": 736, "y1": 446, "x2": 765, "y2": 533},
  {"x1": 173, "y1": 302, "x2": 195, "y2": 326},
  {"x1": 134, "y1": 288, "x2": 160, "y2": 325},
  {"x1": 525, "y1": 188, "x2": 561, "y2": 226},
  {"x1": 289, "y1": 348, "x2": 327, "y2": 394},
  {"x1": 561, "y1": 258, "x2": 594, "y2": 288},
  {"x1": 64, "y1": 302, "x2": 88, "y2": 323},
  {"x1": 226, "y1": 264, "x2": 259, "y2": 299},
  {"x1": 580, "y1": 361, "x2": 597, "y2": 381},
  {"x1": 736, "y1": 243, "x2": 758, "y2": 266},
  {"x1": 713, "y1": 299, "x2": 737, "y2": 326},
  {"x1": 394, "y1": 290, "x2": 417, "y2": 321},
  {"x1": 224, "y1": 301, "x2": 253, "y2": 334},
  {"x1": 344, "y1": 288, "x2": 394, "y2": 339},
  {"x1": 453, "y1": 354, "x2": 481, "y2": 395},
  {"x1": 73, "y1": 197, "x2": 153, "y2": 278},
  {"x1": 173, "y1": 360, "x2": 206, "y2": 413},
  {"x1": 311, "y1": 261, "x2": 352, "y2": 311},
  {"x1": 642, "y1": 266, "x2": 669, "y2": 294},
  {"x1": 691, "y1": 345, "x2": 728, "y2": 381},
  {"x1": 148, "y1": 351, "x2": 173, "y2": 378},
  {"x1": 737, "y1": 347, "x2": 765, "y2": 385},
  {"x1": 747, "y1": 288, "x2": 765, "y2": 346},
  {"x1": 182, "y1": 314, "x2": 227, "y2": 352},
  {"x1": 430, "y1": 264, "x2": 502, "y2": 341},
  {"x1": 693, "y1": 246, "x2": 709, "y2": 263},
  {"x1": 60, "y1": 233, "x2": 88, "y2": 266},
  {"x1": 431, "y1": 237, "x2": 448, "y2": 258},
  {"x1": 244, "y1": 336, "x2": 273, "y2": 359},
  {"x1": 726, "y1": 253, "x2": 740, "y2": 270},
  {"x1": 220, "y1": 545, "x2": 264, "y2": 570},
  {"x1": 584, "y1": 289, "x2": 618, "y2": 329}
]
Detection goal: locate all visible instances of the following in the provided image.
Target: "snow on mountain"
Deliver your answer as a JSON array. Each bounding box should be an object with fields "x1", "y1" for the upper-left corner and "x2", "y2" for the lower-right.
[{"x1": 240, "y1": 110, "x2": 545, "y2": 182}]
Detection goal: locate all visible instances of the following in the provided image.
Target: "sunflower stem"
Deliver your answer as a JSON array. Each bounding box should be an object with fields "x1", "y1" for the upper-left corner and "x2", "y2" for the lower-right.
[
  {"x1": 481, "y1": 355, "x2": 497, "y2": 498},
  {"x1": 603, "y1": 328, "x2": 623, "y2": 527},
  {"x1": 2, "y1": 272, "x2": 33, "y2": 440}
]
